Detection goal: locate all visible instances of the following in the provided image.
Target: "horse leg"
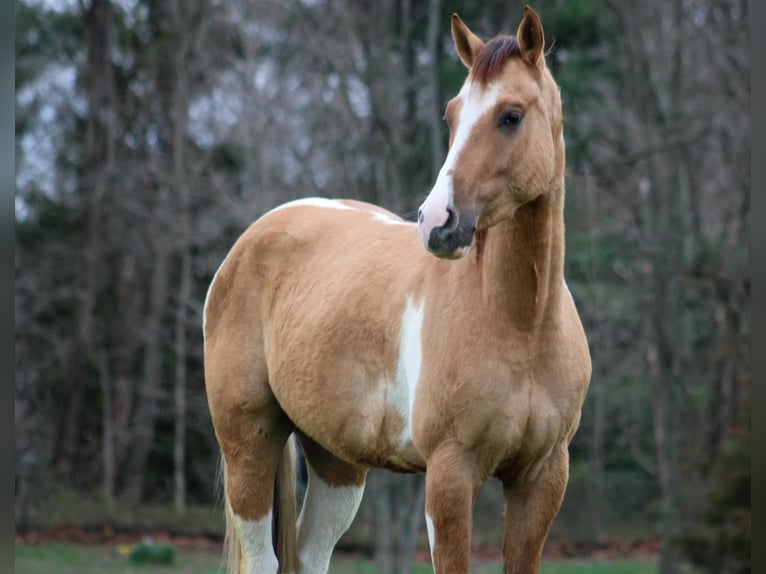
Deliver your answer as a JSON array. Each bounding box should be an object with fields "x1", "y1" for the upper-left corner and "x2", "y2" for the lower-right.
[
  {"x1": 424, "y1": 447, "x2": 480, "y2": 574},
  {"x1": 296, "y1": 434, "x2": 367, "y2": 574},
  {"x1": 213, "y1": 377, "x2": 294, "y2": 574},
  {"x1": 501, "y1": 445, "x2": 569, "y2": 574}
]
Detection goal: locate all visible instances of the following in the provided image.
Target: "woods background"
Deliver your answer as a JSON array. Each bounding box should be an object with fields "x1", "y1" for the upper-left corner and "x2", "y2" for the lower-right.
[{"x1": 14, "y1": 0, "x2": 749, "y2": 572}]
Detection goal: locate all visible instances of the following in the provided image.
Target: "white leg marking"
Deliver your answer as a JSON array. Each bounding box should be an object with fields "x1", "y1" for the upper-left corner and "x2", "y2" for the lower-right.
[
  {"x1": 426, "y1": 512, "x2": 436, "y2": 567},
  {"x1": 388, "y1": 296, "x2": 425, "y2": 450},
  {"x1": 229, "y1": 503, "x2": 278, "y2": 574},
  {"x1": 297, "y1": 464, "x2": 365, "y2": 574}
]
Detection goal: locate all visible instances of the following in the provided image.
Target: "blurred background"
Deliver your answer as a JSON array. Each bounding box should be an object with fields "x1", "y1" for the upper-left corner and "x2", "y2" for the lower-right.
[{"x1": 15, "y1": 0, "x2": 749, "y2": 573}]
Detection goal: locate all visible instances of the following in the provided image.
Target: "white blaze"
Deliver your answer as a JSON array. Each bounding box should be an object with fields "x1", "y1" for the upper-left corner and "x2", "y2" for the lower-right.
[{"x1": 419, "y1": 79, "x2": 503, "y2": 244}]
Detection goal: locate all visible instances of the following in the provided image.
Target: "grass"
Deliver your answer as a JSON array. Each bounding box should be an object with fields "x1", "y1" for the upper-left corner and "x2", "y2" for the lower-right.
[
  {"x1": 330, "y1": 559, "x2": 656, "y2": 574},
  {"x1": 328, "y1": 558, "x2": 656, "y2": 573},
  {"x1": 540, "y1": 560, "x2": 656, "y2": 574},
  {"x1": 19, "y1": 489, "x2": 222, "y2": 537},
  {"x1": 15, "y1": 543, "x2": 657, "y2": 574},
  {"x1": 15, "y1": 543, "x2": 222, "y2": 574}
]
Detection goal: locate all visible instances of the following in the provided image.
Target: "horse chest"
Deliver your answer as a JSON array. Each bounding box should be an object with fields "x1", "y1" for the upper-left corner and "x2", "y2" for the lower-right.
[{"x1": 410, "y1": 338, "x2": 582, "y2": 476}]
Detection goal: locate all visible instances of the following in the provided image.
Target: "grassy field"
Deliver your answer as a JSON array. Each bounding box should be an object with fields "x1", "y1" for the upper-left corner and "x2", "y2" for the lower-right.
[{"x1": 15, "y1": 543, "x2": 657, "y2": 574}]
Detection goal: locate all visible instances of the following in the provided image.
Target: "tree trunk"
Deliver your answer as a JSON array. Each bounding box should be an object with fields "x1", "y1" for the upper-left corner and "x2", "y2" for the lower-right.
[
  {"x1": 396, "y1": 476, "x2": 426, "y2": 574},
  {"x1": 371, "y1": 471, "x2": 394, "y2": 574},
  {"x1": 368, "y1": 470, "x2": 427, "y2": 574},
  {"x1": 645, "y1": 169, "x2": 680, "y2": 574},
  {"x1": 112, "y1": 250, "x2": 140, "y2": 488},
  {"x1": 588, "y1": 380, "x2": 605, "y2": 538},
  {"x1": 169, "y1": 0, "x2": 191, "y2": 511},
  {"x1": 98, "y1": 348, "x2": 115, "y2": 500},
  {"x1": 647, "y1": 332, "x2": 675, "y2": 574},
  {"x1": 121, "y1": 244, "x2": 169, "y2": 505},
  {"x1": 427, "y1": 0, "x2": 443, "y2": 175},
  {"x1": 173, "y1": 253, "x2": 190, "y2": 511},
  {"x1": 55, "y1": 0, "x2": 116, "y2": 483}
]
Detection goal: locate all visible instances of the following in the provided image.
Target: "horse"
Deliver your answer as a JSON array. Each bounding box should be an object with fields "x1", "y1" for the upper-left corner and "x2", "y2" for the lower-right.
[{"x1": 203, "y1": 6, "x2": 591, "y2": 573}]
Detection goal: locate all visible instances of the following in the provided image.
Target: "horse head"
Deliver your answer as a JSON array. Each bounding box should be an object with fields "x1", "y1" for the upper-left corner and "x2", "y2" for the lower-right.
[{"x1": 418, "y1": 6, "x2": 565, "y2": 259}]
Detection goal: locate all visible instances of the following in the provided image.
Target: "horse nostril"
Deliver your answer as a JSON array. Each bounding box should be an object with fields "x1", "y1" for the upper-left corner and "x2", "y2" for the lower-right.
[
  {"x1": 444, "y1": 207, "x2": 456, "y2": 230},
  {"x1": 418, "y1": 209, "x2": 424, "y2": 224}
]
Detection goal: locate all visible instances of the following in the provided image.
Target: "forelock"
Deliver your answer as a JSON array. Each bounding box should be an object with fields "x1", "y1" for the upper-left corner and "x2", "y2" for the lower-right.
[{"x1": 471, "y1": 35, "x2": 521, "y2": 87}]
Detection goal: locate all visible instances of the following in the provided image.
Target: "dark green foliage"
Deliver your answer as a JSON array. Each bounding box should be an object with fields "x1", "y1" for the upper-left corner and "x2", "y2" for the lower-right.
[
  {"x1": 16, "y1": 193, "x2": 84, "y2": 248},
  {"x1": 128, "y1": 542, "x2": 176, "y2": 565},
  {"x1": 676, "y1": 419, "x2": 750, "y2": 573}
]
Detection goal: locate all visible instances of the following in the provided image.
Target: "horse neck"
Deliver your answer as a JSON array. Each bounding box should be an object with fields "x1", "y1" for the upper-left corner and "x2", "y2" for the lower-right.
[{"x1": 475, "y1": 187, "x2": 565, "y2": 332}]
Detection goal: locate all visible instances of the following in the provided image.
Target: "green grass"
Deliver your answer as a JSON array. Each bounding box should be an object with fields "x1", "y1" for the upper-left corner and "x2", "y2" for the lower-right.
[
  {"x1": 15, "y1": 544, "x2": 222, "y2": 574},
  {"x1": 540, "y1": 560, "x2": 656, "y2": 574},
  {"x1": 15, "y1": 544, "x2": 656, "y2": 574},
  {"x1": 330, "y1": 558, "x2": 656, "y2": 574}
]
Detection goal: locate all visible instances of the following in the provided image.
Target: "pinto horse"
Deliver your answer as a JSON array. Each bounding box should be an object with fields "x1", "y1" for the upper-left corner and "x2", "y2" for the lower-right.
[{"x1": 204, "y1": 6, "x2": 590, "y2": 573}]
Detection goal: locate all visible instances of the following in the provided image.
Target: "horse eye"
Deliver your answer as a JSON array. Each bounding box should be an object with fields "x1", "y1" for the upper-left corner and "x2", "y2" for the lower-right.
[{"x1": 499, "y1": 109, "x2": 524, "y2": 129}]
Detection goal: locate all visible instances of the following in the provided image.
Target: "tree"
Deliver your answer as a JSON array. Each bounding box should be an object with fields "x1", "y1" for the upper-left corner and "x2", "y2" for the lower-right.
[{"x1": 15, "y1": 1, "x2": 749, "y2": 571}]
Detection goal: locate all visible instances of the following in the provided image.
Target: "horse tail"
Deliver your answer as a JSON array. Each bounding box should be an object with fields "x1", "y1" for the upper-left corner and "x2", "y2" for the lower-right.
[
  {"x1": 219, "y1": 456, "x2": 241, "y2": 574},
  {"x1": 274, "y1": 435, "x2": 298, "y2": 573},
  {"x1": 219, "y1": 437, "x2": 298, "y2": 574}
]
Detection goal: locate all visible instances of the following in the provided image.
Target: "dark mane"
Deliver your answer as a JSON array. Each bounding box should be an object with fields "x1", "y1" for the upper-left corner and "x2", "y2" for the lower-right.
[{"x1": 471, "y1": 35, "x2": 521, "y2": 86}]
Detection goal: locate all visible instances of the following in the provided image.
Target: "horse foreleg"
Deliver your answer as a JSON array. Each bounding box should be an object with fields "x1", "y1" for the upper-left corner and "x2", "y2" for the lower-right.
[
  {"x1": 501, "y1": 445, "x2": 569, "y2": 574},
  {"x1": 424, "y1": 448, "x2": 480, "y2": 574}
]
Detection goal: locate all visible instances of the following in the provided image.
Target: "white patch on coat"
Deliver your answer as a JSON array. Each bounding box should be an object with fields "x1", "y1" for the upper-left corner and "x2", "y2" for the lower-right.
[
  {"x1": 264, "y1": 197, "x2": 357, "y2": 217},
  {"x1": 370, "y1": 211, "x2": 414, "y2": 226},
  {"x1": 426, "y1": 512, "x2": 436, "y2": 566},
  {"x1": 229, "y1": 504, "x2": 278, "y2": 574},
  {"x1": 387, "y1": 297, "x2": 425, "y2": 450},
  {"x1": 297, "y1": 464, "x2": 365, "y2": 574},
  {"x1": 419, "y1": 79, "x2": 503, "y2": 243}
]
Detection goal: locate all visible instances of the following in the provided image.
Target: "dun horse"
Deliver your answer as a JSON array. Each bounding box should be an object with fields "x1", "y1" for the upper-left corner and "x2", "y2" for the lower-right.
[{"x1": 204, "y1": 6, "x2": 591, "y2": 573}]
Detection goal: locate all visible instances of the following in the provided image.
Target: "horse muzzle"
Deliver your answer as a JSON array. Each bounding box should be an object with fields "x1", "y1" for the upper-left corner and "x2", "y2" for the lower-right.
[{"x1": 418, "y1": 206, "x2": 477, "y2": 259}]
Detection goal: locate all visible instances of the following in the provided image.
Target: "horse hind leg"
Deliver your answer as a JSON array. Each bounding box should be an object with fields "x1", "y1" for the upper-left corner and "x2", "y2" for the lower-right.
[
  {"x1": 296, "y1": 434, "x2": 367, "y2": 574},
  {"x1": 208, "y1": 343, "x2": 297, "y2": 574},
  {"x1": 219, "y1": 408, "x2": 295, "y2": 574}
]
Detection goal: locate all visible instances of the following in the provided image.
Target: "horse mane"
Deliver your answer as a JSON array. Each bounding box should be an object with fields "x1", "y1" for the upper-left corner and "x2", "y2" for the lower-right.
[{"x1": 471, "y1": 35, "x2": 521, "y2": 87}]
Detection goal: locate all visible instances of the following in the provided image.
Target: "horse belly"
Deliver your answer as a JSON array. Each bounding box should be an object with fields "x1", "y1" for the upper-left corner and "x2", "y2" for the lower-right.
[
  {"x1": 264, "y1": 293, "x2": 428, "y2": 473},
  {"x1": 270, "y1": 361, "x2": 426, "y2": 471}
]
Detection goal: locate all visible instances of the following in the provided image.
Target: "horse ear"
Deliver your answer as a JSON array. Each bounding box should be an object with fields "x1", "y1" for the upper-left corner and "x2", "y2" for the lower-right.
[
  {"x1": 516, "y1": 5, "x2": 545, "y2": 66},
  {"x1": 451, "y1": 13, "x2": 484, "y2": 69}
]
